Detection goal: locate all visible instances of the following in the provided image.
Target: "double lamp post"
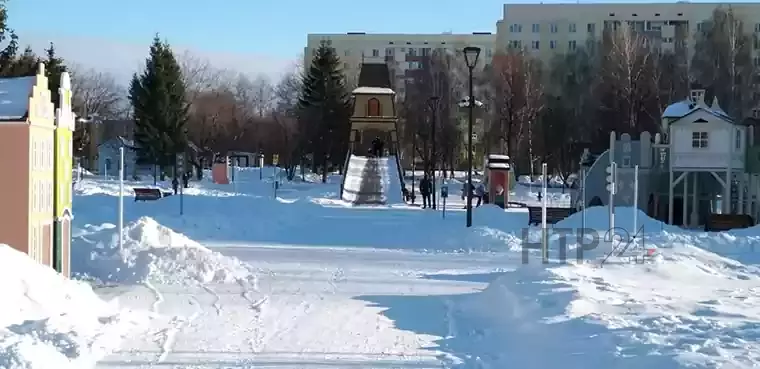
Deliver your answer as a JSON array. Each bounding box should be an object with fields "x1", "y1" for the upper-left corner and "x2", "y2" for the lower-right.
[
  {"x1": 408, "y1": 46, "x2": 480, "y2": 228},
  {"x1": 463, "y1": 46, "x2": 481, "y2": 228}
]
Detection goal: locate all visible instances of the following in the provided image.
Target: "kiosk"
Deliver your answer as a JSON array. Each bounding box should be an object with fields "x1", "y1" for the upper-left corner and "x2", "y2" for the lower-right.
[{"x1": 486, "y1": 154, "x2": 511, "y2": 208}]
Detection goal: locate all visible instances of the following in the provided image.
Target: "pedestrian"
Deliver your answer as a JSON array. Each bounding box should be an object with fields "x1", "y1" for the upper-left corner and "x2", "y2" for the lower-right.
[
  {"x1": 377, "y1": 139, "x2": 385, "y2": 157},
  {"x1": 420, "y1": 174, "x2": 433, "y2": 209},
  {"x1": 475, "y1": 183, "x2": 486, "y2": 207},
  {"x1": 171, "y1": 177, "x2": 179, "y2": 195}
]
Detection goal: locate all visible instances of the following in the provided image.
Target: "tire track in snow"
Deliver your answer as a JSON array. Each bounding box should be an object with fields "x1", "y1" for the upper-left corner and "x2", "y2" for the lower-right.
[
  {"x1": 155, "y1": 296, "x2": 203, "y2": 364},
  {"x1": 200, "y1": 284, "x2": 222, "y2": 315},
  {"x1": 144, "y1": 280, "x2": 164, "y2": 314},
  {"x1": 238, "y1": 278, "x2": 269, "y2": 352}
]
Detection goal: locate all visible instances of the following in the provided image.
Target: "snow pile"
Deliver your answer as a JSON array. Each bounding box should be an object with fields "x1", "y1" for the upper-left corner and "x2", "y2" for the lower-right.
[
  {"x1": 452, "y1": 207, "x2": 760, "y2": 369},
  {"x1": 72, "y1": 217, "x2": 257, "y2": 285},
  {"x1": 0, "y1": 245, "x2": 145, "y2": 369}
]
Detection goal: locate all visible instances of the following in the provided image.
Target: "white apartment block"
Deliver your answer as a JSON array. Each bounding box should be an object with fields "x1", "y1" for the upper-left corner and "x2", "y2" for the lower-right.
[
  {"x1": 497, "y1": 2, "x2": 760, "y2": 65},
  {"x1": 305, "y1": 33, "x2": 495, "y2": 97}
]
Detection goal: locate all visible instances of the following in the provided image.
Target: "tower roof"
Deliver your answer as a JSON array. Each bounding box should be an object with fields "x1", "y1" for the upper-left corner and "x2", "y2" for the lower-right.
[{"x1": 357, "y1": 63, "x2": 391, "y2": 88}]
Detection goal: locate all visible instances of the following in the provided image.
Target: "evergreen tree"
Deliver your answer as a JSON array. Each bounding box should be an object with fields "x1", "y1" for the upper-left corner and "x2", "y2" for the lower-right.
[
  {"x1": 296, "y1": 41, "x2": 350, "y2": 183},
  {"x1": 44, "y1": 43, "x2": 67, "y2": 107},
  {"x1": 129, "y1": 35, "x2": 189, "y2": 178}
]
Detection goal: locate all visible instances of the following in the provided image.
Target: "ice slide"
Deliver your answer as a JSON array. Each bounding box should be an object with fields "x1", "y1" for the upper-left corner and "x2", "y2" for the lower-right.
[{"x1": 341, "y1": 155, "x2": 403, "y2": 205}]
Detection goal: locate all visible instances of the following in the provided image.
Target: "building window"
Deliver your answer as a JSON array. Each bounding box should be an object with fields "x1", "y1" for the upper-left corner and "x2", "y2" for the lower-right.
[
  {"x1": 367, "y1": 98, "x2": 381, "y2": 117},
  {"x1": 386, "y1": 48, "x2": 394, "y2": 56},
  {"x1": 569, "y1": 23, "x2": 577, "y2": 32},
  {"x1": 622, "y1": 156, "x2": 631, "y2": 168},
  {"x1": 587, "y1": 23, "x2": 595, "y2": 33},
  {"x1": 408, "y1": 48, "x2": 416, "y2": 56},
  {"x1": 509, "y1": 24, "x2": 522, "y2": 33},
  {"x1": 372, "y1": 49, "x2": 379, "y2": 57},
  {"x1": 550, "y1": 40, "x2": 557, "y2": 49},
  {"x1": 736, "y1": 130, "x2": 742, "y2": 149},
  {"x1": 550, "y1": 23, "x2": 558, "y2": 33},
  {"x1": 568, "y1": 40, "x2": 577, "y2": 51},
  {"x1": 508, "y1": 40, "x2": 522, "y2": 49},
  {"x1": 692, "y1": 131, "x2": 708, "y2": 148},
  {"x1": 755, "y1": 23, "x2": 760, "y2": 33},
  {"x1": 532, "y1": 23, "x2": 540, "y2": 32},
  {"x1": 344, "y1": 50, "x2": 350, "y2": 57},
  {"x1": 531, "y1": 41, "x2": 540, "y2": 50}
]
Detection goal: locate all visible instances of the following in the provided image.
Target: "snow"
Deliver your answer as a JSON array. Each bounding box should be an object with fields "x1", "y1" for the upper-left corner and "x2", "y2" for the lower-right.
[
  {"x1": 352, "y1": 86, "x2": 395, "y2": 95},
  {"x1": 72, "y1": 217, "x2": 257, "y2": 285},
  {"x1": 0, "y1": 244, "x2": 146, "y2": 369},
  {"x1": 7, "y1": 163, "x2": 758, "y2": 369},
  {"x1": 0, "y1": 76, "x2": 35, "y2": 121}
]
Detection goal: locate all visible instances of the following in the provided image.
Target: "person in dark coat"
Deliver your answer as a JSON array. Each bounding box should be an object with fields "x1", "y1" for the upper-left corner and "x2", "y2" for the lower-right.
[
  {"x1": 420, "y1": 174, "x2": 433, "y2": 209},
  {"x1": 377, "y1": 139, "x2": 385, "y2": 156},
  {"x1": 371, "y1": 137, "x2": 381, "y2": 157}
]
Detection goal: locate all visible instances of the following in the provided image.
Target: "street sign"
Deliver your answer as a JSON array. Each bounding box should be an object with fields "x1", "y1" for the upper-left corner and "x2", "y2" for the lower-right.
[{"x1": 441, "y1": 185, "x2": 448, "y2": 198}]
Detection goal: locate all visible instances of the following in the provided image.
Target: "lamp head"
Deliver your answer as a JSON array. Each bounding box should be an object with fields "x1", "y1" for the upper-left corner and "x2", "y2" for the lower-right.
[{"x1": 463, "y1": 46, "x2": 481, "y2": 69}]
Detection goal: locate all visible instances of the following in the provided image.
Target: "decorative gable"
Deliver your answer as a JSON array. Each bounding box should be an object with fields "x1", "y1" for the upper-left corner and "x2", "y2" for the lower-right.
[
  {"x1": 56, "y1": 71, "x2": 75, "y2": 130},
  {"x1": 351, "y1": 87, "x2": 395, "y2": 118}
]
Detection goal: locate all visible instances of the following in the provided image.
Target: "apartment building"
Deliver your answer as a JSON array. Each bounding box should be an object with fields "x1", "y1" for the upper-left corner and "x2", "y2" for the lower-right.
[
  {"x1": 496, "y1": 2, "x2": 760, "y2": 64},
  {"x1": 305, "y1": 33, "x2": 495, "y2": 97}
]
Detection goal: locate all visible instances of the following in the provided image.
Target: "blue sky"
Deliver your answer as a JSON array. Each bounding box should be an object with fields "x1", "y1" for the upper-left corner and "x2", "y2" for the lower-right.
[{"x1": 9, "y1": 0, "x2": 504, "y2": 81}]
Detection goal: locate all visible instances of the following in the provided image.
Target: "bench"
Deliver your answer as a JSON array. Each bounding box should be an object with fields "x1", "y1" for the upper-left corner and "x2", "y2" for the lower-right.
[
  {"x1": 133, "y1": 187, "x2": 168, "y2": 202},
  {"x1": 527, "y1": 206, "x2": 576, "y2": 226},
  {"x1": 704, "y1": 214, "x2": 755, "y2": 232}
]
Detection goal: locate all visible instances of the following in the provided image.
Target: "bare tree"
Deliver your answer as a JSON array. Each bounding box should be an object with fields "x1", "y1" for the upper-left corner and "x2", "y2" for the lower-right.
[
  {"x1": 601, "y1": 23, "x2": 654, "y2": 133},
  {"x1": 490, "y1": 51, "x2": 528, "y2": 170},
  {"x1": 68, "y1": 63, "x2": 126, "y2": 118},
  {"x1": 274, "y1": 67, "x2": 302, "y2": 116},
  {"x1": 692, "y1": 6, "x2": 754, "y2": 118},
  {"x1": 250, "y1": 75, "x2": 275, "y2": 117},
  {"x1": 178, "y1": 51, "x2": 230, "y2": 101}
]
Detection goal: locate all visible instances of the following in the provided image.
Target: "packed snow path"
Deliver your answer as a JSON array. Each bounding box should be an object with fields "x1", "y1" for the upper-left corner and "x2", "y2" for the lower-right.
[{"x1": 95, "y1": 244, "x2": 511, "y2": 368}]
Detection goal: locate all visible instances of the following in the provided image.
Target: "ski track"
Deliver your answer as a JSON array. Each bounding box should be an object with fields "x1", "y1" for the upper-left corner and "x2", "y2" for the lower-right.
[
  {"x1": 155, "y1": 296, "x2": 203, "y2": 364},
  {"x1": 200, "y1": 283, "x2": 222, "y2": 315},
  {"x1": 143, "y1": 280, "x2": 163, "y2": 314}
]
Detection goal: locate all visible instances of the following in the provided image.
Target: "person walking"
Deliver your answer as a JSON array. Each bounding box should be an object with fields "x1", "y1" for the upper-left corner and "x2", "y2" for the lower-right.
[
  {"x1": 475, "y1": 183, "x2": 486, "y2": 207},
  {"x1": 420, "y1": 174, "x2": 433, "y2": 209}
]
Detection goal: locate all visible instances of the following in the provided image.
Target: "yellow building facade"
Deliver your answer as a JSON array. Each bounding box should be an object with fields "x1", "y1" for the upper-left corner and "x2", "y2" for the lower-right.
[{"x1": 54, "y1": 71, "x2": 74, "y2": 276}]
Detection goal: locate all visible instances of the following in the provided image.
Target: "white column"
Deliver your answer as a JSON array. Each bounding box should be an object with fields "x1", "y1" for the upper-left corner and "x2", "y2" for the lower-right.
[
  {"x1": 726, "y1": 129, "x2": 733, "y2": 213},
  {"x1": 739, "y1": 173, "x2": 746, "y2": 214},
  {"x1": 118, "y1": 147, "x2": 124, "y2": 251},
  {"x1": 682, "y1": 172, "x2": 688, "y2": 226},
  {"x1": 691, "y1": 172, "x2": 698, "y2": 227},
  {"x1": 668, "y1": 167, "x2": 674, "y2": 225}
]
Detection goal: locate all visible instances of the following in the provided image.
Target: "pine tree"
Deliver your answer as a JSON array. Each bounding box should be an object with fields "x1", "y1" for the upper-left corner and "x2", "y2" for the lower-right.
[
  {"x1": 297, "y1": 41, "x2": 350, "y2": 183},
  {"x1": 44, "y1": 43, "x2": 67, "y2": 108},
  {"x1": 129, "y1": 35, "x2": 189, "y2": 179}
]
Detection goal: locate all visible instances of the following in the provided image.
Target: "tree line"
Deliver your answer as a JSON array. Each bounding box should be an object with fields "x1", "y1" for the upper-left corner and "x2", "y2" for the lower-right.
[
  {"x1": 22, "y1": 1, "x2": 747, "y2": 187},
  {"x1": 403, "y1": 6, "x2": 756, "y2": 184}
]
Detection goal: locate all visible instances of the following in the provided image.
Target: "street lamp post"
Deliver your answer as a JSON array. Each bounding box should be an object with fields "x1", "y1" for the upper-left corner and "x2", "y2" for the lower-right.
[
  {"x1": 428, "y1": 96, "x2": 440, "y2": 210},
  {"x1": 463, "y1": 46, "x2": 481, "y2": 228},
  {"x1": 411, "y1": 134, "x2": 416, "y2": 205}
]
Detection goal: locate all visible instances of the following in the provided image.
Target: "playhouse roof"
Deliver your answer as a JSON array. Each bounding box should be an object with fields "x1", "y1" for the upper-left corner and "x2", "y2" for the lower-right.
[
  {"x1": 662, "y1": 99, "x2": 733, "y2": 123},
  {"x1": 0, "y1": 76, "x2": 35, "y2": 121}
]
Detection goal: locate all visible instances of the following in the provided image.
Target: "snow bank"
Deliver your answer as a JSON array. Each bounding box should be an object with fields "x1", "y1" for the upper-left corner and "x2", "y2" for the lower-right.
[
  {"x1": 0, "y1": 245, "x2": 145, "y2": 369},
  {"x1": 72, "y1": 217, "x2": 257, "y2": 285}
]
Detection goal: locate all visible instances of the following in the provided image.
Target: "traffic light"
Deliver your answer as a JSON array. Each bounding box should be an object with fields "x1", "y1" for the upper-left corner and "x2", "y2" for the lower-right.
[{"x1": 605, "y1": 162, "x2": 617, "y2": 194}]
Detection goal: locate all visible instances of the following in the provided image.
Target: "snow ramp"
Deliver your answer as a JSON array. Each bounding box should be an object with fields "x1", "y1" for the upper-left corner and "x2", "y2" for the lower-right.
[{"x1": 341, "y1": 155, "x2": 403, "y2": 205}]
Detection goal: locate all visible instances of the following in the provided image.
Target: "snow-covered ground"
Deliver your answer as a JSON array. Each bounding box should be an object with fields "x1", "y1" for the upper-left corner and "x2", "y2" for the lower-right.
[{"x1": 4, "y1": 165, "x2": 760, "y2": 368}]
